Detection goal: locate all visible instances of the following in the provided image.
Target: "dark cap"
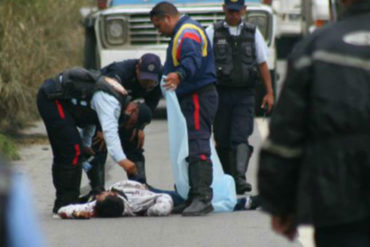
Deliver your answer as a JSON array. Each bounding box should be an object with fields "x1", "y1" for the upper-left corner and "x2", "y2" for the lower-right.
[
  {"x1": 137, "y1": 103, "x2": 152, "y2": 129},
  {"x1": 138, "y1": 53, "x2": 161, "y2": 84},
  {"x1": 224, "y1": 0, "x2": 245, "y2": 11}
]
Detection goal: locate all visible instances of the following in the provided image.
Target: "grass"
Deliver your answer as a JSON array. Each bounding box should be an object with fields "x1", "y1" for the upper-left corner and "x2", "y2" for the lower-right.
[
  {"x1": 0, "y1": 133, "x2": 20, "y2": 160},
  {"x1": 0, "y1": 0, "x2": 93, "y2": 159}
]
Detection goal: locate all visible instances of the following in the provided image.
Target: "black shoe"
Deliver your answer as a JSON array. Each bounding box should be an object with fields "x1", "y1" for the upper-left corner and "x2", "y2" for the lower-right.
[
  {"x1": 236, "y1": 181, "x2": 252, "y2": 194},
  {"x1": 182, "y1": 198, "x2": 213, "y2": 216},
  {"x1": 249, "y1": 195, "x2": 261, "y2": 210}
]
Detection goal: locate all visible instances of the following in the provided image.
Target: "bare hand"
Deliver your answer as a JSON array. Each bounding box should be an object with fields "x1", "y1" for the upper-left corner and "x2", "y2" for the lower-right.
[
  {"x1": 163, "y1": 73, "x2": 180, "y2": 91},
  {"x1": 93, "y1": 131, "x2": 106, "y2": 151},
  {"x1": 271, "y1": 215, "x2": 297, "y2": 241},
  {"x1": 119, "y1": 159, "x2": 137, "y2": 175},
  {"x1": 72, "y1": 210, "x2": 93, "y2": 219},
  {"x1": 261, "y1": 92, "x2": 274, "y2": 113}
]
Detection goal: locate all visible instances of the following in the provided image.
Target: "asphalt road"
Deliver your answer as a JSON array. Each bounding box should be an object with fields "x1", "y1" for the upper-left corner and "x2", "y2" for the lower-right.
[{"x1": 12, "y1": 60, "x2": 312, "y2": 247}]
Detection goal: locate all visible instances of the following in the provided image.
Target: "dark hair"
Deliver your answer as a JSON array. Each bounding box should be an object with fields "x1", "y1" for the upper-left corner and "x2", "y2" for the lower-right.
[
  {"x1": 137, "y1": 103, "x2": 152, "y2": 128},
  {"x1": 150, "y1": 1, "x2": 179, "y2": 19},
  {"x1": 95, "y1": 195, "x2": 124, "y2": 217}
]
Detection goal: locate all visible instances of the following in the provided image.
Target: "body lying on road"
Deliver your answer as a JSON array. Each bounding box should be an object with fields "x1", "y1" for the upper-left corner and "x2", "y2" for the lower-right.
[{"x1": 57, "y1": 180, "x2": 260, "y2": 219}]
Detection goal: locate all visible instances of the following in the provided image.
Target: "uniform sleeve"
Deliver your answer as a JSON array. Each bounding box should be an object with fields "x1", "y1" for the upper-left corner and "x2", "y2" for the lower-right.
[
  {"x1": 255, "y1": 28, "x2": 268, "y2": 64},
  {"x1": 175, "y1": 30, "x2": 204, "y2": 81},
  {"x1": 146, "y1": 194, "x2": 173, "y2": 216},
  {"x1": 90, "y1": 92, "x2": 126, "y2": 162},
  {"x1": 100, "y1": 61, "x2": 125, "y2": 83},
  {"x1": 258, "y1": 39, "x2": 312, "y2": 216},
  {"x1": 205, "y1": 24, "x2": 215, "y2": 48}
]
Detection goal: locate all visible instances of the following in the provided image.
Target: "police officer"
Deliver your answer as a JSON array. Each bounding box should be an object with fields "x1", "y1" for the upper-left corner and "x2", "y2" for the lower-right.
[
  {"x1": 206, "y1": 0, "x2": 274, "y2": 194},
  {"x1": 150, "y1": 2, "x2": 218, "y2": 216},
  {"x1": 258, "y1": 0, "x2": 370, "y2": 245},
  {"x1": 37, "y1": 67, "x2": 151, "y2": 214},
  {"x1": 85, "y1": 53, "x2": 162, "y2": 195}
]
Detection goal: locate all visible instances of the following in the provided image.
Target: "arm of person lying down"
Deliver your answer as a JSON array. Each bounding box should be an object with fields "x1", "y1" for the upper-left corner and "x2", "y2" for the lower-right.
[
  {"x1": 146, "y1": 193, "x2": 174, "y2": 216},
  {"x1": 57, "y1": 201, "x2": 96, "y2": 219}
]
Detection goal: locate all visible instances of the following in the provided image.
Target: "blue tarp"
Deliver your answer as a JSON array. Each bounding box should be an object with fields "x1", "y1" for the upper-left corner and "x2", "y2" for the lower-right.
[
  {"x1": 161, "y1": 79, "x2": 237, "y2": 212},
  {"x1": 111, "y1": 0, "x2": 260, "y2": 6}
]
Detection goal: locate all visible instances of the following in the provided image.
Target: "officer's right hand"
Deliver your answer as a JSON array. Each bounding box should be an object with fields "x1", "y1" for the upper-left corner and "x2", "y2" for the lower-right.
[{"x1": 118, "y1": 159, "x2": 137, "y2": 175}]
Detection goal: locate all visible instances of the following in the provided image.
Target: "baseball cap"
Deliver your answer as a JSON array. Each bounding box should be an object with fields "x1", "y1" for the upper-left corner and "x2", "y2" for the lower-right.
[
  {"x1": 224, "y1": 0, "x2": 245, "y2": 11},
  {"x1": 138, "y1": 53, "x2": 161, "y2": 84}
]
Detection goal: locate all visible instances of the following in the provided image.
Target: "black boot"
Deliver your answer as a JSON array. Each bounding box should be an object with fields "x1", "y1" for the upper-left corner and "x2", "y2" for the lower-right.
[
  {"x1": 216, "y1": 146, "x2": 231, "y2": 175},
  {"x1": 127, "y1": 160, "x2": 147, "y2": 183},
  {"x1": 52, "y1": 164, "x2": 82, "y2": 213},
  {"x1": 234, "y1": 144, "x2": 253, "y2": 194},
  {"x1": 182, "y1": 160, "x2": 213, "y2": 216}
]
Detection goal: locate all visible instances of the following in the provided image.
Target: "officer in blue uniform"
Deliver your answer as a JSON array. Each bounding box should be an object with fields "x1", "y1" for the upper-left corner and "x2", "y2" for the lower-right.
[
  {"x1": 37, "y1": 68, "x2": 151, "y2": 214},
  {"x1": 206, "y1": 0, "x2": 274, "y2": 194},
  {"x1": 150, "y1": 1, "x2": 218, "y2": 216},
  {"x1": 85, "y1": 53, "x2": 162, "y2": 195}
]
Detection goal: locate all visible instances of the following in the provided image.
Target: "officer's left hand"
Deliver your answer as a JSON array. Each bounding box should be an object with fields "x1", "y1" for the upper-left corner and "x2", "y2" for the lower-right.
[
  {"x1": 163, "y1": 72, "x2": 180, "y2": 91},
  {"x1": 261, "y1": 93, "x2": 274, "y2": 113}
]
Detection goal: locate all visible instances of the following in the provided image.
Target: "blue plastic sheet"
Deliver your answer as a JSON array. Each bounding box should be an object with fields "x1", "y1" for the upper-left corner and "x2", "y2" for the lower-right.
[{"x1": 161, "y1": 79, "x2": 236, "y2": 212}]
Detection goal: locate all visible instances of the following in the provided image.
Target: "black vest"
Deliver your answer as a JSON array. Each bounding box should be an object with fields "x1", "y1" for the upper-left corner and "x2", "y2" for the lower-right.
[
  {"x1": 0, "y1": 164, "x2": 11, "y2": 247},
  {"x1": 43, "y1": 68, "x2": 130, "y2": 127},
  {"x1": 213, "y1": 21, "x2": 258, "y2": 88}
]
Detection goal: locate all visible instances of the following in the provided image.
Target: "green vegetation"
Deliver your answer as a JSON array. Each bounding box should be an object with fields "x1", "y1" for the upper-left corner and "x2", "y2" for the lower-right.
[
  {"x1": 0, "y1": 0, "x2": 92, "y2": 158},
  {"x1": 0, "y1": 133, "x2": 19, "y2": 160}
]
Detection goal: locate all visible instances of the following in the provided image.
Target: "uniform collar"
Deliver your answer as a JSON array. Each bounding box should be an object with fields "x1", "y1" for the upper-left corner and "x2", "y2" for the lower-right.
[
  {"x1": 222, "y1": 20, "x2": 244, "y2": 29},
  {"x1": 172, "y1": 15, "x2": 189, "y2": 37}
]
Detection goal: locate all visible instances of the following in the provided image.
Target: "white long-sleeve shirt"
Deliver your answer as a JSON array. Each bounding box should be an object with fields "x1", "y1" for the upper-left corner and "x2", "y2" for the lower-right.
[{"x1": 90, "y1": 91, "x2": 126, "y2": 162}]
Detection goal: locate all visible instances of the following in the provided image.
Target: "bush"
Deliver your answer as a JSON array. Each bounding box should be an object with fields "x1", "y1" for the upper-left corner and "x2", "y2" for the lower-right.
[
  {"x1": 0, "y1": 0, "x2": 90, "y2": 131},
  {"x1": 0, "y1": 133, "x2": 19, "y2": 160}
]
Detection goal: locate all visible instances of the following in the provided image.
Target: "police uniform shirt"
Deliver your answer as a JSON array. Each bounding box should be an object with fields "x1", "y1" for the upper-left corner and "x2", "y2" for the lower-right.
[
  {"x1": 205, "y1": 21, "x2": 268, "y2": 64},
  {"x1": 90, "y1": 91, "x2": 127, "y2": 162}
]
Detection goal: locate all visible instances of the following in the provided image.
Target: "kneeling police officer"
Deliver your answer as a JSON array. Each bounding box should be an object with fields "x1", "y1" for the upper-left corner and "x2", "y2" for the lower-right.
[{"x1": 36, "y1": 67, "x2": 151, "y2": 214}]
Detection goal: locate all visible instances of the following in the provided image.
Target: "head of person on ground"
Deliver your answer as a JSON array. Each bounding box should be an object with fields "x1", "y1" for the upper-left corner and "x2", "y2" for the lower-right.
[
  {"x1": 95, "y1": 191, "x2": 124, "y2": 217},
  {"x1": 135, "y1": 53, "x2": 162, "y2": 92},
  {"x1": 150, "y1": 1, "x2": 181, "y2": 36},
  {"x1": 120, "y1": 102, "x2": 152, "y2": 130},
  {"x1": 223, "y1": 0, "x2": 246, "y2": 27}
]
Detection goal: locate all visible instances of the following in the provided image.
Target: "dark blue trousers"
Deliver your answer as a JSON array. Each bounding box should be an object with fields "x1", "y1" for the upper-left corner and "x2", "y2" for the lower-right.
[
  {"x1": 214, "y1": 87, "x2": 255, "y2": 149},
  {"x1": 178, "y1": 86, "x2": 218, "y2": 162}
]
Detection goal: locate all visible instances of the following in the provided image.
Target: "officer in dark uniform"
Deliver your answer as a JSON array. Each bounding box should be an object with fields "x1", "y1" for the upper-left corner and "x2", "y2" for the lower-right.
[
  {"x1": 258, "y1": 0, "x2": 370, "y2": 245},
  {"x1": 85, "y1": 53, "x2": 162, "y2": 195},
  {"x1": 36, "y1": 68, "x2": 151, "y2": 214},
  {"x1": 150, "y1": 2, "x2": 218, "y2": 216},
  {"x1": 206, "y1": 0, "x2": 274, "y2": 194}
]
